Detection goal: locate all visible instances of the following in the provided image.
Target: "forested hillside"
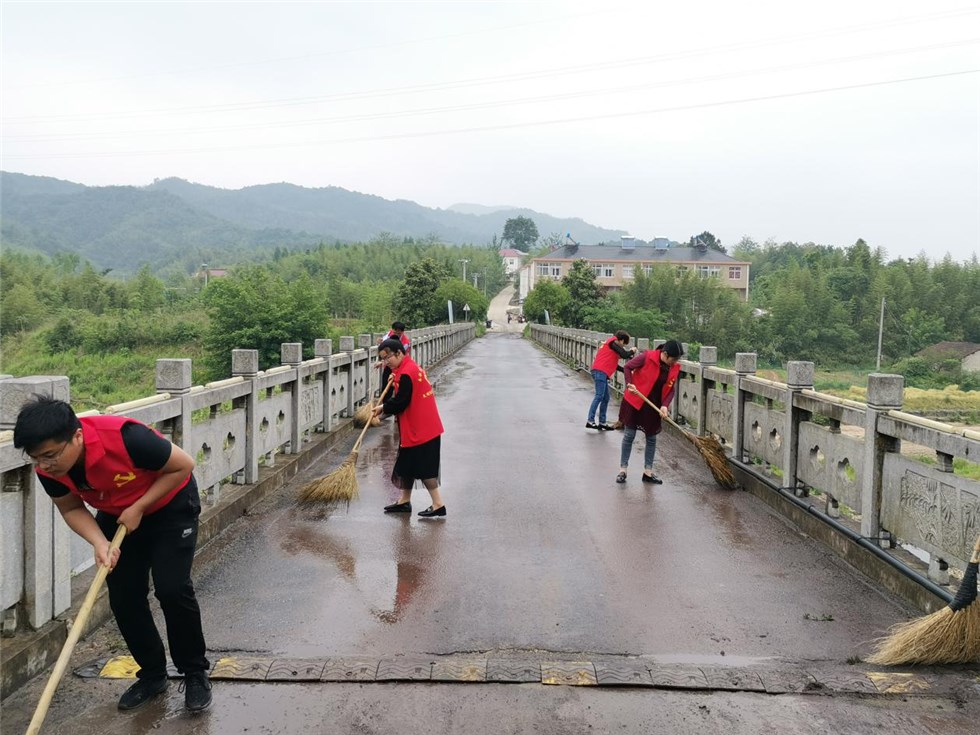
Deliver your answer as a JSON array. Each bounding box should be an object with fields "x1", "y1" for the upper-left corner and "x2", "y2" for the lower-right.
[{"x1": 0, "y1": 172, "x2": 624, "y2": 274}]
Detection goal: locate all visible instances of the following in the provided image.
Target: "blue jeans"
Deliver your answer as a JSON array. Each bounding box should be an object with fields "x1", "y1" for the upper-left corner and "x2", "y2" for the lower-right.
[
  {"x1": 588, "y1": 369, "x2": 610, "y2": 424},
  {"x1": 620, "y1": 426, "x2": 657, "y2": 472}
]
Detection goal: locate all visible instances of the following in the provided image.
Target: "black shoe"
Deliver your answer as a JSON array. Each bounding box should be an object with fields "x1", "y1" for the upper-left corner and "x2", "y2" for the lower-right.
[
  {"x1": 180, "y1": 670, "x2": 212, "y2": 712},
  {"x1": 598, "y1": 424, "x2": 615, "y2": 431},
  {"x1": 418, "y1": 505, "x2": 446, "y2": 517},
  {"x1": 615, "y1": 472, "x2": 627, "y2": 484},
  {"x1": 384, "y1": 502, "x2": 412, "y2": 513},
  {"x1": 585, "y1": 421, "x2": 599, "y2": 429},
  {"x1": 118, "y1": 676, "x2": 168, "y2": 711},
  {"x1": 641, "y1": 474, "x2": 663, "y2": 484}
]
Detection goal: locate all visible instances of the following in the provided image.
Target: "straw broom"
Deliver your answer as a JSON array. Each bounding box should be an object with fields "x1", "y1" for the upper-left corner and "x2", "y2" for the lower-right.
[
  {"x1": 298, "y1": 377, "x2": 394, "y2": 504},
  {"x1": 630, "y1": 387, "x2": 737, "y2": 490},
  {"x1": 867, "y1": 534, "x2": 980, "y2": 665},
  {"x1": 26, "y1": 525, "x2": 127, "y2": 735}
]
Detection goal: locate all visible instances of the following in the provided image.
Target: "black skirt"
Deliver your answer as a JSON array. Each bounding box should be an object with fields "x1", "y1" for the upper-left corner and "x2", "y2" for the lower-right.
[{"x1": 392, "y1": 435, "x2": 441, "y2": 486}]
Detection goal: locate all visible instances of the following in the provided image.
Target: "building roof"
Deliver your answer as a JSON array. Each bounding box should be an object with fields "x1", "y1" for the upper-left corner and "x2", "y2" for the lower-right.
[
  {"x1": 915, "y1": 341, "x2": 980, "y2": 360},
  {"x1": 532, "y1": 244, "x2": 748, "y2": 264},
  {"x1": 498, "y1": 248, "x2": 524, "y2": 257}
]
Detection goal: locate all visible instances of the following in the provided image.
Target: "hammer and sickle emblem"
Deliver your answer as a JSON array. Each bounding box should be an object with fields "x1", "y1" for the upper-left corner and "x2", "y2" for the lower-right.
[{"x1": 114, "y1": 471, "x2": 136, "y2": 487}]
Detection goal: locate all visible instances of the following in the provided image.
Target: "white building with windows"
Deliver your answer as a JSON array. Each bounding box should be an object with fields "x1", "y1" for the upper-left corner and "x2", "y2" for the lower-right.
[
  {"x1": 498, "y1": 248, "x2": 524, "y2": 275},
  {"x1": 523, "y1": 239, "x2": 750, "y2": 301}
]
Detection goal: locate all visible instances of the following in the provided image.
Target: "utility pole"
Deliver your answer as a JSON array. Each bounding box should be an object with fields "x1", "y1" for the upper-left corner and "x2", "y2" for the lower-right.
[
  {"x1": 459, "y1": 259, "x2": 469, "y2": 282},
  {"x1": 876, "y1": 297, "x2": 885, "y2": 370},
  {"x1": 202, "y1": 263, "x2": 209, "y2": 288}
]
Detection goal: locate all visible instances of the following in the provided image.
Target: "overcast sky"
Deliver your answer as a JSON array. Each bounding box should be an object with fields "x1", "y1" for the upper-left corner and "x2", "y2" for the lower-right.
[{"x1": 2, "y1": 1, "x2": 978, "y2": 262}]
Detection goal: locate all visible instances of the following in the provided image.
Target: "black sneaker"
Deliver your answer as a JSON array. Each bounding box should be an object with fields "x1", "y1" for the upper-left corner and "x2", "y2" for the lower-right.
[
  {"x1": 118, "y1": 676, "x2": 168, "y2": 711},
  {"x1": 180, "y1": 670, "x2": 212, "y2": 712},
  {"x1": 598, "y1": 424, "x2": 615, "y2": 431},
  {"x1": 585, "y1": 421, "x2": 599, "y2": 429}
]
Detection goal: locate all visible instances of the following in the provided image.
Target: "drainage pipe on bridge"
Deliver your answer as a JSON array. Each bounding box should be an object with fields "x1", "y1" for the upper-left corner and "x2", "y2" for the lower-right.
[{"x1": 732, "y1": 459, "x2": 953, "y2": 605}]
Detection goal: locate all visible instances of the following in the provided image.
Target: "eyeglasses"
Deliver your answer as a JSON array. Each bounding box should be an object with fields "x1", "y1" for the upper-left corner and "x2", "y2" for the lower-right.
[{"x1": 27, "y1": 441, "x2": 72, "y2": 467}]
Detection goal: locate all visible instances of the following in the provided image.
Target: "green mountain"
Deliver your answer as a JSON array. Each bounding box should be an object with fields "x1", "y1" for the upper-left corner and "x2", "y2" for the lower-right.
[{"x1": 1, "y1": 172, "x2": 625, "y2": 274}]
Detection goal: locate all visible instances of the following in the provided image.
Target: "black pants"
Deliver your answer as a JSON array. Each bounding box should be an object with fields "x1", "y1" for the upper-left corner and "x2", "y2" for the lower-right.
[{"x1": 96, "y1": 479, "x2": 209, "y2": 679}]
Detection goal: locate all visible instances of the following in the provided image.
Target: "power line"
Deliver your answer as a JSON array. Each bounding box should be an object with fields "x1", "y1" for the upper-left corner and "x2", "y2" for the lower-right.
[
  {"x1": 5, "y1": 6, "x2": 978, "y2": 124},
  {"x1": 8, "y1": 38, "x2": 977, "y2": 144},
  {"x1": 5, "y1": 68, "x2": 976, "y2": 161}
]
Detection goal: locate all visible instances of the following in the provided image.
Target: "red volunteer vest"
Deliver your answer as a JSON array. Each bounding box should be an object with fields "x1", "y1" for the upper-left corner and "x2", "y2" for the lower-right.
[
  {"x1": 38, "y1": 415, "x2": 189, "y2": 516},
  {"x1": 623, "y1": 349, "x2": 682, "y2": 411},
  {"x1": 591, "y1": 336, "x2": 622, "y2": 376},
  {"x1": 392, "y1": 355, "x2": 444, "y2": 448}
]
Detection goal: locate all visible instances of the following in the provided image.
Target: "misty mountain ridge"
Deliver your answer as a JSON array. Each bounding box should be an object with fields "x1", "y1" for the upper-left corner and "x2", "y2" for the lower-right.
[{"x1": 1, "y1": 172, "x2": 625, "y2": 274}]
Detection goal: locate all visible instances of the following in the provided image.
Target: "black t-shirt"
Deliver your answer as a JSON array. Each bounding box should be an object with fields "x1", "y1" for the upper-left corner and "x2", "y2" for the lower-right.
[
  {"x1": 38, "y1": 422, "x2": 173, "y2": 498},
  {"x1": 381, "y1": 374, "x2": 414, "y2": 416}
]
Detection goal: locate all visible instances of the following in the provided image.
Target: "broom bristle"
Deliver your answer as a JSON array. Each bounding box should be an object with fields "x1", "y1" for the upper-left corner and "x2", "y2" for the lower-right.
[
  {"x1": 693, "y1": 435, "x2": 737, "y2": 490},
  {"x1": 353, "y1": 403, "x2": 380, "y2": 428},
  {"x1": 297, "y1": 455, "x2": 359, "y2": 504},
  {"x1": 867, "y1": 560, "x2": 980, "y2": 665}
]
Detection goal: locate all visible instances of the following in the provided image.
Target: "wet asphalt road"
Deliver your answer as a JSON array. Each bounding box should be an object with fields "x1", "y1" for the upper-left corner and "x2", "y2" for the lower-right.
[{"x1": 3, "y1": 330, "x2": 979, "y2": 734}]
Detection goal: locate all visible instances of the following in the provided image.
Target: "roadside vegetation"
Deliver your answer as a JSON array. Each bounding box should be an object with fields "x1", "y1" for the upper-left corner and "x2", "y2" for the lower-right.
[{"x1": 2, "y1": 234, "x2": 978, "y2": 424}]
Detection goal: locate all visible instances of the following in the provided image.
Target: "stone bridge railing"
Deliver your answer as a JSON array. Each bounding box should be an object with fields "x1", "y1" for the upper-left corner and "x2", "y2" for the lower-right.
[
  {"x1": 0, "y1": 324, "x2": 475, "y2": 635},
  {"x1": 529, "y1": 324, "x2": 980, "y2": 597}
]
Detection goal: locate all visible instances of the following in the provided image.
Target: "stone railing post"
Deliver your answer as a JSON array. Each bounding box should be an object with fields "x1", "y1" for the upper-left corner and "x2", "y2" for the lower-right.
[
  {"x1": 636, "y1": 337, "x2": 650, "y2": 352},
  {"x1": 315, "y1": 339, "x2": 333, "y2": 431},
  {"x1": 281, "y1": 343, "x2": 303, "y2": 453},
  {"x1": 0, "y1": 376, "x2": 72, "y2": 627},
  {"x1": 783, "y1": 361, "x2": 814, "y2": 495},
  {"x1": 339, "y1": 336, "x2": 356, "y2": 417},
  {"x1": 232, "y1": 349, "x2": 260, "y2": 483},
  {"x1": 156, "y1": 359, "x2": 193, "y2": 448},
  {"x1": 358, "y1": 334, "x2": 375, "y2": 397},
  {"x1": 733, "y1": 353, "x2": 757, "y2": 462},
  {"x1": 697, "y1": 347, "x2": 717, "y2": 436},
  {"x1": 861, "y1": 373, "x2": 904, "y2": 541}
]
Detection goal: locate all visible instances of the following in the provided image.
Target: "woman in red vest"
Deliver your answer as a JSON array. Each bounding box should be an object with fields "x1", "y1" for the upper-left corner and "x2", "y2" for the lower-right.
[
  {"x1": 372, "y1": 338, "x2": 447, "y2": 517},
  {"x1": 616, "y1": 339, "x2": 684, "y2": 484},
  {"x1": 587, "y1": 330, "x2": 633, "y2": 430},
  {"x1": 13, "y1": 397, "x2": 212, "y2": 713}
]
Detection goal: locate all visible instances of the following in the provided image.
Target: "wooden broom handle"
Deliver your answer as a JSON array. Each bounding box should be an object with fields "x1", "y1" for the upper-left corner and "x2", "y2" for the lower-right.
[
  {"x1": 627, "y1": 385, "x2": 681, "y2": 431},
  {"x1": 27, "y1": 524, "x2": 127, "y2": 735},
  {"x1": 352, "y1": 377, "x2": 394, "y2": 454}
]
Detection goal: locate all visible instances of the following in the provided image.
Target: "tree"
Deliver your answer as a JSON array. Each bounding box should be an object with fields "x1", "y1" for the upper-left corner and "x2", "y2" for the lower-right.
[
  {"x1": 502, "y1": 216, "x2": 539, "y2": 252},
  {"x1": 689, "y1": 231, "x2": 726, "y2": 253},
  {"x1": 522, "y1": 280, "x2": 569, "y2": 324},
  {"x1": 560, "y1": 259, "x2": 604, "y2": 327},
  {"x1": 392, "y1": 258, "x2": 452, "y2": 327},
  {"x1": 202, "y1": 267, "x2": 328, "y2": 378},
  {"x1": 435, "y1": 280, "x2": 488, "y2": 322}
]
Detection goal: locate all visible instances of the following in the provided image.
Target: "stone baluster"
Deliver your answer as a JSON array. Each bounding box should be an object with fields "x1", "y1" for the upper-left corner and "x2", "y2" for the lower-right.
[
  {"x1": 733, "y1": 353, "x2": 757, "y2": 462},
  {"x1": 861, "y1": 373, "x2": 903, "y2": 542},
  {"x1": 783, "y1": 361, "x2": 814, "y2": 496},
  {"x1": 281, "y1": 343, "x2": 303, "y2": 454},
  {"x1": 232, "y1": 349, "x2": 260, "y2": 484}
]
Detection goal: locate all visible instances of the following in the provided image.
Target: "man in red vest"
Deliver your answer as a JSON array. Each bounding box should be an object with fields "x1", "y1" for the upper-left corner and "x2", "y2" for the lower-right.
[
  {"x1": 586, "y1": 330, "x2": 633, "y2": 430},
  {"x1": 372, "y1": 338, "x2": 447, "y2": 517},
  {"x1": 14, "y1": 397, "x2": 212, "y2": 713},
  {"x1": 616, "y1": 339, "x2": 684, "y2": 484},
  {"x1": 375, "y1": 321, "x2": 412, "y2": 395}
]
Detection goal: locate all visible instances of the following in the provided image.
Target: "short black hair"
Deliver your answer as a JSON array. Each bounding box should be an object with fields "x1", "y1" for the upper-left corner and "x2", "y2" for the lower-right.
[
  {"x1": 391, "y1": 321, "x2": 406, "y2": 332},
  {"x1": 662, "y1": 339, "x2": 684, "y2": 358},
  {"x1": 13, "y1": 396, "x2": 81, "y2": 453},
  {"x1": 614, "y1": 330, "x2": 630, "y2": 344},
  {"x1": 379, "y1": 338, "x2": 406, "y2": 355}
]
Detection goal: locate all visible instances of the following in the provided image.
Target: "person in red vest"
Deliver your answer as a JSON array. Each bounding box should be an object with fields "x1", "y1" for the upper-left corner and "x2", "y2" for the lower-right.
[
  {"x1": 586, "y1": 330, "x2": 634, "y2": 430},
  {"x1": 375, "y1": 321, "x2": 412, "y2": 394},
  {"x1": 13, "y1": 397, "x2": 212, "y2": 713},
  {"x1": 616, "y1": 339, "x2": 684, "y2": 484},
  {"x1": 372, "y1": 338, "x2": 447, "y2": 517}
]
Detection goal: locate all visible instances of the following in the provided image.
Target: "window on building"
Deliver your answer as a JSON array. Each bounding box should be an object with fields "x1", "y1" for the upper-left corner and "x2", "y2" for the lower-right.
[
  {"x1": 642, "y1": 264, "x2": 653, "y2": 275},
  {"x1": 550, "y1": 263, "x2": 562, "y2": 278},
  {"x1": 729, "y1": 266, "x2": 742, "y2": 279},
  {"x1": 596, "y1": 263, "x2": 614, "y2": 278},
  {"x1": 592, "y1": 263, "x2": 603, "y2": 278},
  {"x1": 536, "y1": 262, "x2": 550, "y2": 277},
  {"x1": 676, "y1": 265, "x2": 688, "y2": 274},
  {"x1": 622, "y1": 265, "x2": 634, "y2": 280},
  {"x1": 697, "y1": 265, "x2": 721, "y2": 279}
]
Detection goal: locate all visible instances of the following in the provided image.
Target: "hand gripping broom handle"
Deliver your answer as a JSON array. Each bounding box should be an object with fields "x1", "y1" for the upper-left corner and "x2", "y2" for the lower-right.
[
  {"x1": 352, "y1": 377, "x2": 394, "y2": 454},
  {"x1": 27, "y1": 524, "x2": 128, "y2": 735},
  {"x1": 628, "y1": 386, "x2": 685, "y2": 433}
]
